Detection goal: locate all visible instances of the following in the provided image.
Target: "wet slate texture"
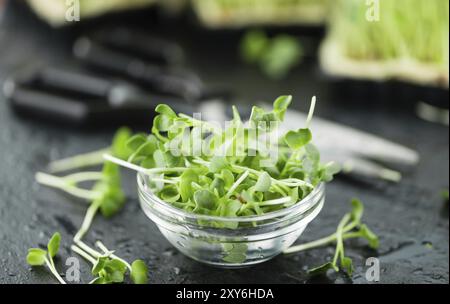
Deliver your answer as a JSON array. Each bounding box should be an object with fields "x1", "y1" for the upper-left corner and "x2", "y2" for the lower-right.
[{"x1": 0, "y1": 2, "x2": 448, "y2": 284}]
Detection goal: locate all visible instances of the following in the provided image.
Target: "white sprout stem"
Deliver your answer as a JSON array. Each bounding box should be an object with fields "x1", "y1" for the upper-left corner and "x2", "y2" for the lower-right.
[
  {"x1": 103, "y1": 154, "x2": 149, "y2": 173},
  {"x1": 48, "y1": 253, "x2": 56, "y2": 270},
  {"x1": 259, "y1": 196, "x2": 292, "y2": 206},
  {"x1": 233, "y1": 165, "x2": 314, "y2": 188},
  {"x1": 305, "y1": 96, "x2": 316, "y2": 129},
  {"x1": 95, "y1": 241, "x2": 132, "y2": 271},
  {"x1": 225, "y1": 170, "x2": 249, "y2": 199},
  {"x1": 278, "y1": 181, "x2": 313, "y2": 188},
  {"x1": 193, "y1": 158, "x2": 314, "y2": 189},
  {"x1": 74, "y1": 240, "x2": 101, "y2": 259},
  {"x1": 35, "y1": 172, "x2": 101, "y2": 201},
  {"x1": 283, "y1": 220, "x2": 359, "y2": 254},
  {"x1": 192, "y1": 158, "x2": 209, "y2": 166},
  {"x1": 71, "y1": 245, "x2": 97, "y2": 265},
  {"x1": 147, "y1": 167, "x2": 188, "y2": 174},
  {"x1": 271, "y1": 184, "x2": 288, "y2": 197},
  {"x1": 44, "y1": 258, "x2": 66, "y2": 284},
  {"x1": 277, "y1": 178, "x2": 314, "y2": 188},
  {"x1": 150, "y1": 177, "x2": 178, "y2": 185},
  {"x1": 49, "y1": 148, "x2": 110, "y2": 173},
  {"x1": 333, "y1": 213, "x2": 351, "y2": 265},
  {"x1": 73, "y1": 200, "x2": 102, "y2": 242},
  {"x1": 64, "y1": 172, "x2": 104, "y2": 183},
  {"x1": 103, "y1": 154, "x2": 187, "y2": 175},
  {"x1": 94, "y1": 241, "x2": 111, "y2": 255}
]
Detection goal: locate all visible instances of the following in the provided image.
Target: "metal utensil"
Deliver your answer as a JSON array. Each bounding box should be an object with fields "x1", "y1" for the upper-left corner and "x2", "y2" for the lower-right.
[{"x1": 281, "y1": 109, "x2": 420, "y2": 182}]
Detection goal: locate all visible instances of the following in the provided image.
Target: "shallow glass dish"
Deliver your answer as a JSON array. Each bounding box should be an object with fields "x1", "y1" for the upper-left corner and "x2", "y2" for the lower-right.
[{"x1": 138, "y1": 173, "x2": 325, "y2": 268}]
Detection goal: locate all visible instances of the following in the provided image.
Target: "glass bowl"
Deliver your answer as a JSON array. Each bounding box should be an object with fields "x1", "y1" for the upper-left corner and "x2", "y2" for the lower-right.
[{"x1": 137, "y1": 173, "x2": 325, "y2": 268}]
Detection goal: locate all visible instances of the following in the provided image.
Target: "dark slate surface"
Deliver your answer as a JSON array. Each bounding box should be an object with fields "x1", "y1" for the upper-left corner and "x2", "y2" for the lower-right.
[{"x1": 0, "y1": 2, "x2": 448, "y2": 284}]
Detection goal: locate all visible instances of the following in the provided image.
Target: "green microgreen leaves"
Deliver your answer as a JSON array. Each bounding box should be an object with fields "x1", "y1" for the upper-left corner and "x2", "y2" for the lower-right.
[
  {"x1": 241, "y1": 30, "x2": 303, "y2": 79},
  {"x1": 248, "y1": 95, "x2": 291, "y2": 134},
  {"x1": 209, "y1": 156, "x2": 231, "y2": 173},
  {"x1": 92, "y1": 258, "x2": 127, "y2": 284},
  {"x1": 284, "y1": 128, "x2": 312, "y2": 150},
  {"x1": 131, "y1": 260, "x2": 149, "y2": 284},
  {"x1": 179, "y1": 168, "x2": 199, "y2": 202},
  {"x1": 194, "y1": 189, "x2": 218, "y2": 211},
  {"x1": 222, "y1": 243, "x2": 248, "y2": 264},
  {"x1": 442, "y1": 189, "x2": 449, "y2": 202},
  {"x1": 95, "y1": 162, "x2": 125, "y2": 218},
  {"x1": 71, "y1": 241, "x2": 149, "y2": 284},
  {"x1": 33, "y1": 128, "x2": 149, "y2": 284},
  {"x1": 111, "y1": 127, "x2": 133, "y2": 160},
  {"x1": 26, "y1": 248, "x2": 47, "y2": 266},
  {"x1": 47, "y1": 232, "x2": 61, "y2": 258},
  {"x1": 307, "y1": 262, "x2": 339, "y2": 274},
  {"x1": 273, "y1": 95, "x2": 292, "y2": 121},
  {"x1": 284, "y1": 199, "x2": 379, "y2": 277},
  {"x1": 27, "y1": 232, "x2": 66, "y2": 284},
  {"x1": 104, "y1": 95, "x2": 336, "y2": 231},
  {"x1": 332, "y1": 0, "x2": 449, "y2": 67},
  {"x1": 35, "y1": 94, "x2": 334, "y2": 271},
  {"x1": 156, "y1": 104, "x2": 178, "y2": 117},
  {"x1": 47, "y1": 127, "x2": 132, "y2": 173},
  {"x1": 254, "y1": 172, "x2": 272, "y2": 192}
]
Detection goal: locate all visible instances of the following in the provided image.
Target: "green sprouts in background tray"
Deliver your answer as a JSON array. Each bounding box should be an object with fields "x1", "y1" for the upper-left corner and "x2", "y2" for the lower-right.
[
  {"x1": 192, "y1": 0, "x2": 330, "y2": 28},
  {"x1": 320, "y1": 0, "x2": 449, "y2": 88}
]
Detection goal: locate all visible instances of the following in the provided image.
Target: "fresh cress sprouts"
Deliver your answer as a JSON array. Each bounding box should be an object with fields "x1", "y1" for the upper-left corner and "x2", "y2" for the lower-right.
[
  {"x1": 26, "y1": 232, "x2": 66, "y2": 284},
  {"x1": 322, "y1": 0, "x2": 449, "y2": 86},
  {"x1": 241, "y1": 30, "x2": 303, "y2": 79},
  {"x1": 331, "y1": 0, "x2": 449, "y2": 66},
  {"x1": 31, "y1": 129, "x2": 149, "y2": 284},
  {"x1": 28, "y1": 96, "x2": 381, "y2": 279},
  {"x1": 71, "y1": 240, "x2": 148, "y2": 284},
  {"x1": 48, "y1": 127, "x2": 132, "y2": 173},
  {"x1": 104, "y1": 95, "x2": 339, "y2": 226},
  {"x1": 284, "y1": 199, "x2": 379, "y2": 276}
]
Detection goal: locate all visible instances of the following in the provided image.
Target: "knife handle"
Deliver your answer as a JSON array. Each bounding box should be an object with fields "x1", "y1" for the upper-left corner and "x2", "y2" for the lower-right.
[
  {"x1": 93, "y1": 27, "x2": 184, "y2": 65},
  {"x1": 37, "y1": 67, "x2": 114, "y2": 99},
  {"x1": 4, "y1": 82, "x2": 90, "y2": 125},
  {"x1": 73, "y1": 37, "x2": 203, "y2": 101}
]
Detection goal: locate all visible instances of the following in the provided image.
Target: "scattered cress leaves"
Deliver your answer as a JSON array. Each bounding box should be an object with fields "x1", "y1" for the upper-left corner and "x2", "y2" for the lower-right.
[
  {"x1": 26, "y1": 248, "x2": 47, "y2": 266},
  {"x1": 32, "y1": 129, "x2": 149, "y2": 284},
  {"x1": 27, "y1": 232, "x2": 66, "y2": 284},
  {"x1": 284, "y1": 199, "x2": 380, "y2": 277},
  {"x1": 47, "y1": 232, "x2": 61, "y2": 258},
  {"x1": 48, "y1": 127, "x2": 132, "y2": 173},
  {"x1": 131, "y1": 260, "x2": 149, "y2": 284}
]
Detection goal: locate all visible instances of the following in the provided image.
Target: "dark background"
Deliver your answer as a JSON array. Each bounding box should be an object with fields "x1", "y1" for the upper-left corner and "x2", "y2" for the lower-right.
[{"x1": 0, "y1": 1, "x2": 448, "y2": 284}]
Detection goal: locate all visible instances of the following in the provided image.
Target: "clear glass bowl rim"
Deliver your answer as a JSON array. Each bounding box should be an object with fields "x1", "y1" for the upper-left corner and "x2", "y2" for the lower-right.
[{"x1": 138, "y1": 172, "x2": 325, "y2": 224}]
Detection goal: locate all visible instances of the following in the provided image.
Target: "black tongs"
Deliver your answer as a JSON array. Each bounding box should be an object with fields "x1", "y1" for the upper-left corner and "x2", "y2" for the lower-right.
[
  {"x1": 73, "y1": 29, "x2": 206, "y2": 102},
  {"x1": 3, "y1": 66, "x2": 196, "y2": 126}
]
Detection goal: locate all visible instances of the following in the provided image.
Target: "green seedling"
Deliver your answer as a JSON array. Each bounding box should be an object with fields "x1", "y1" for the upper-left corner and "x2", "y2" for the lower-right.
[
  {"x1": 71, "y1": 240, "x2": 148, "y2": 284},
  {"x1": 331, "y1": 0, "x2": 448, "y2": 66},
  {"x1": 32, "y1": 128, "x2": 149, "y2": 284},
  {"x1": 241, "y1": 30, "x2": 303, "y2": 79},
  {"x1": 284, "y1": 199, "x2": 379, "y2": 277},
  {"x1": 26, "y1": 232, "x2": 66, "y2": 284},
  {"x1": 48, "y1": 127, "x2": 132, "y2": 173}
]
